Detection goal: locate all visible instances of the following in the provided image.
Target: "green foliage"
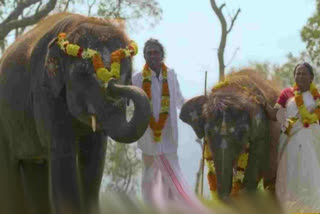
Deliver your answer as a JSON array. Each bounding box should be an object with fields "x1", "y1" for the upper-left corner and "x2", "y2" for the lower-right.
[
  {"x1": 244, "y1": 52, "x2": 318, "y2": 89},
  {"x1": 102, "y1": 139, "x2": 142, "y2": 195},
  {"x1": 247, "y1": 61, "x2": 277, "y2": 80},
  {"x1": 301, "y1": 12, "x2": 320, "y2": 66},
  {"x1": 97, "y1": 0, "x2": 162, "y2": 30},
  {"x1": 0, "y1": 0, "x2": 162, "y2": 56}
]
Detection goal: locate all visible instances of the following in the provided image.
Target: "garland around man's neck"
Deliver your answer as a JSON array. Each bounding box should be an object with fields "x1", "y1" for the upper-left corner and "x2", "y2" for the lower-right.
[{"x1": 142, "y1": 63, "x2": 170, "y2": 142}]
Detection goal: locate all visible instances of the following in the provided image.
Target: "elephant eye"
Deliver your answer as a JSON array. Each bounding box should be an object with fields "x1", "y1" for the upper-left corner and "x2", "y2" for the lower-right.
[{"x1": 189, "y1": 110, "x2": 199, "y2": 122}]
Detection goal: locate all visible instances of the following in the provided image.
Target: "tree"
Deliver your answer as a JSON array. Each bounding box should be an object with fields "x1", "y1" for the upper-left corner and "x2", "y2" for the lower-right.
[
  {"x1": 0, "y1": 0, "x2": 162, "y2": 54},
  {"x1": 97, "y1": 0, "x2": 162, "y2": 30},
  {"x1": 0, "y1": 0, "x2": 57, "y2": 52},
  {"x1": 301, "y1": 0, "x2": 320, "y2": 66},
  {"x1": 210, "y1": 0, "x2": 240, "y2": 82},
  {"x1": 102, "y1": 139, "x2": 141, "y2": 195},
  {"x1": 102, "y1": 103, "x2": 143, "y2": 194},
  {"x1": 273, "y1": 52, "x2": 320, "y2": 88},
  {"x1": 237, "y1": 52, "x2": 318, "y2": 89}
]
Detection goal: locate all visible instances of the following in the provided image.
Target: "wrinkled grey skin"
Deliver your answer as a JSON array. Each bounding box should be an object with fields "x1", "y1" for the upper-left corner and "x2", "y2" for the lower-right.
[
  {"x1": 180, "y1": 94, "x2": 271, "y2": 201},
  {"x1": 0, "y1": 14, "x2": 150, "y2": 214}
]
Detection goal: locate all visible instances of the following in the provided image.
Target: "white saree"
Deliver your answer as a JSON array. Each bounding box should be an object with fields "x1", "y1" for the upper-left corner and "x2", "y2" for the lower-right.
[{"x1": 276, "y1": 91, "x2": 320, "y2": 212}]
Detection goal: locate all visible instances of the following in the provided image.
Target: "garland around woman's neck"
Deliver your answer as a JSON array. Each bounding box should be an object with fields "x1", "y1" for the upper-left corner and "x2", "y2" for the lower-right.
[{"x1": 293, "y1": 82, "x2": 320, "y2": 127}]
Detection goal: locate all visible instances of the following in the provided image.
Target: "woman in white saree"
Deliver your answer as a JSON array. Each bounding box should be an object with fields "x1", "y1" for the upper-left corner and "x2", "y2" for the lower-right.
[{"x1": 264, "y1": 62, "x2": 320, "y2": 212}]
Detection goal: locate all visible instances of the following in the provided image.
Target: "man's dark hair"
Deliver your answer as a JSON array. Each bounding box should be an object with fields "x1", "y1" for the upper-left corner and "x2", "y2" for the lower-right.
[
  {"x1": 293, "y1": 62, "x2": 314, "y2": 78},
  {"x1": 143, "y1": 38, "x2": 165, "y2": 59}
]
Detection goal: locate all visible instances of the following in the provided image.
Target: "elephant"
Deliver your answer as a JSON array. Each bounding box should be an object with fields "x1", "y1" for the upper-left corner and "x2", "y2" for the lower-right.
[
  {"x1": 0, "y1": 12, "x2": 151, "y2": 214},
  {"x1": 180, "y1": 70, "x2": 281, "y2": 200}
]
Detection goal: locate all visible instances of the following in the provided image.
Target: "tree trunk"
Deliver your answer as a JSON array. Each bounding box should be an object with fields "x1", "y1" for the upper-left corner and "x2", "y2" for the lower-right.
[{"x1": 210, "y1": 0, "x2": 240, "y2": 82}]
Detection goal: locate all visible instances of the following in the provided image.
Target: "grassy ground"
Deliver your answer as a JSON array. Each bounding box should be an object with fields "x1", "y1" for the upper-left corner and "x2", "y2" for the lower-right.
[{"x1": 99, "y1": 191, "x2": 284, "y2": 214}]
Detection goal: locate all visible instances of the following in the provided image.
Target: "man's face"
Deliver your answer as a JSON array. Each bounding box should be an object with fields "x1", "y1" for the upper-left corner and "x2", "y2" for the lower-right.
[{"x1": 144, "y1": 43, "x2": 163, "y2": 70}]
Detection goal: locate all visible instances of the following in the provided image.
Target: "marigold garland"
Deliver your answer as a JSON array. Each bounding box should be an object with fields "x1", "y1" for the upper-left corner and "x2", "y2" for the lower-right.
[
  {"x1": 56, "y1": 32, "x2": 138, "y2": 87},
  {"x1": 142, "y1": 63, "x2": 170, "y2": 142},
  {"x1": 204, "y1": 139, "x2": 249, "y2": 197},
  {"x1": 293, "y1": 83, "x2": 320, "y2": 127}
]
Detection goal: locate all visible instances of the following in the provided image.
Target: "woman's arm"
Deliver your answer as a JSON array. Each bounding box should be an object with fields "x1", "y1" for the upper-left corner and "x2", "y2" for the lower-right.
[
  {"x1": 256, "y1": 95, "x2": 281, "y2": 121},
  {"x1": 264, "y1": 103, "x2": 280, "y2": 121}
]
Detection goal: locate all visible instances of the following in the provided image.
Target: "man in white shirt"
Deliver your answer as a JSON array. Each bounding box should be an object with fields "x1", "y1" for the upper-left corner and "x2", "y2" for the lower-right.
[{"x1": 132, "y1": 39, "x2": 188, "y2": 205}]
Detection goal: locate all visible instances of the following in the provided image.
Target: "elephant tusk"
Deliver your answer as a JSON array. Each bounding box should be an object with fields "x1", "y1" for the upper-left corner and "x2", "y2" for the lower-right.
[{"x1": 91, "y1": 115, "x2": 96, "y2": 132}]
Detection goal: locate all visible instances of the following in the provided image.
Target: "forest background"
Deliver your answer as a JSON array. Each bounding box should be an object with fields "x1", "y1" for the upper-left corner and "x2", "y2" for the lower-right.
[{"x1": 0, "y1": 0, "x2": 319, "y2": 198}]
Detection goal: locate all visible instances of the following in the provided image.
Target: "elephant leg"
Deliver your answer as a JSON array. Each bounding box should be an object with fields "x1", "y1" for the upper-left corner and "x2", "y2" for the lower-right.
[
  {"x1": 78, "y1": 132, "x2": 107, "y2": 214},
  {"x1": 33, "y1": 89, "x2": 83, "y2": 214},
  {"x1": 19, "y1": 160, "x2": 50, "y2": 214},
  {"x1": 49, "y1": 123, "x2": 83, "y2": 214},
  {"x1": 243, "y1": 112, "x2": 270, "y2": 192},
  {"x1": 244, "y1": 137, "x2": 269, "y2": 192},
  {"x1": 0, "y1": 131, "x2": 28, "y2": 214}
]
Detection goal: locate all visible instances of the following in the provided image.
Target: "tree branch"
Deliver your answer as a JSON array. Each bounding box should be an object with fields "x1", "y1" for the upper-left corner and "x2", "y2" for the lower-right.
[
  {"x1": 0, "y1": 0, "x2": 57, "y2": 41},
  {"x1": 225, "y1": 47, "x2": 240, "y2": 67},
  {"x1": 63, "y1": 0, "x2": 71, "y2": 12},
  {"x1": 210, "y1": 0, "x2": 227, "y2": 81},
  {"x1": 219, "y1": 3, "x2": 225, "y2": 11},
  {"x1": 227, "y1": 8, "x2": 241, "y2": 34},
  {"x1": 36, "y1": 1, "x2": 43, "y2": 13},
  {"x1": 87, "y1": 0, "x2": 97, "y2": 16},
  {"x1": 3, "y1": 0, "x2": 41, "y2": 24},
  {"x1": 210, "y1": 0, "x2": 240, "y2": 82}
]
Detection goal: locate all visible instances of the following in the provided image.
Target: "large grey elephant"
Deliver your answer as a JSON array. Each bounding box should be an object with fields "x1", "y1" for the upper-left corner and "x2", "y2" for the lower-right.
[
  {"x1": 180, "y1": 70, "x2": 280, "y2": 200},
  {"x1": 0, "y1": 13, "x2": 150, "y2": 214}
]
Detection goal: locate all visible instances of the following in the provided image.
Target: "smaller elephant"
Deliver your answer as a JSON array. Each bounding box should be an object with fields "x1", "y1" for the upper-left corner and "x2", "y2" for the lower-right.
[{"x1": 180, "y1": 70, "x2": 280, "y2": 200}]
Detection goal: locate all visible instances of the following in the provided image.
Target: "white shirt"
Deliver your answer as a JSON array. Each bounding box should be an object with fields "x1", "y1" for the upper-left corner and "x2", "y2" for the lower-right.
[{"x1": 132, "y1": 67, "x2": 185, "y2": 155}]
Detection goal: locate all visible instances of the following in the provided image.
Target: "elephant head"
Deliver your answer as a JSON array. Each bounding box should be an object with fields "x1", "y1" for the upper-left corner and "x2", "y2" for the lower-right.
[
  {"x1": 40, "y1": 15, "x2": 150, "y2": 143},
  {"x1": 181, "y1": 92, "x2": 255, "y2": 199}
]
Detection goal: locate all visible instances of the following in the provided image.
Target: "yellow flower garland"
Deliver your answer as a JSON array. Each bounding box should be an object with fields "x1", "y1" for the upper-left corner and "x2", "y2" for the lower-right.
[
  {"x1": 142, "y1": 63, "x2": 170, "y2": 142},
  {"x1": 293, "y1": 83, "x2": 320, "y2": 127},
  {"x1": 56, "y1": 32, "x2": 138, "y2": 87},
  {"x1": 204, "y1": 139, "x2": 249, "y2": 197}
]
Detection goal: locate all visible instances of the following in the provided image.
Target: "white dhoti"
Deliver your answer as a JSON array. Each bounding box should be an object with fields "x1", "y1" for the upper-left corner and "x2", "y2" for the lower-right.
[{"x1": 141, "y1": 152, "x2": 209, "y2": 213}]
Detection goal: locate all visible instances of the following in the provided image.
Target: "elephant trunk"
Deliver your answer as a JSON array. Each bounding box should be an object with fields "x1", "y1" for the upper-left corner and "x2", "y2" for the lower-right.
[
  {"x1": 105, "y1": 79, "x2": 151, "y2": 143},
  {"x1": 214, "y1": 147, "x2": 234, "y2": 200}
]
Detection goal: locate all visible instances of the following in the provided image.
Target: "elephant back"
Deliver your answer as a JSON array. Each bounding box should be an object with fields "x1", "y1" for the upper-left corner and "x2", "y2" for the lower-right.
[
  {"x1": 0, "y1": 12, "x2": 129, "y2": 73},
  {"x1": 211, "y1": 69, "x2": 281, "y2": 114}
]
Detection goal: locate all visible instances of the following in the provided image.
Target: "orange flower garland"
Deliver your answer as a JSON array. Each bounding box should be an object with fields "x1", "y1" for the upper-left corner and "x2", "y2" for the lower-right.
[
  {"x1": 293, "y1": 83, "x2": 320, "y2": 127},
  {"x1": 142, "y1": 63, "x2": 170, "y2": 142},
  {"x1": 205, "y1": 139, "x2": 250, "y2": 197},
  {"x1": 56, "y1": 32, "x2": 138, "y2": 87}
]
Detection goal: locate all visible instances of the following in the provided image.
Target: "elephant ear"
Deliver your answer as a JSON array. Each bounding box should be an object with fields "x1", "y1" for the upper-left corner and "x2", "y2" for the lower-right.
[
  {"x1": 180, "y1": 95, "x2": 207, "y2": 139},
  {"x1": 43, "y1": 37, "x2": 65, "y2": 97}
]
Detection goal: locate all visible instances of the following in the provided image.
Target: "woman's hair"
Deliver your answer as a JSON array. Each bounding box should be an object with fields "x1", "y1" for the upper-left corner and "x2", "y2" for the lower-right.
[
  {"x1": 143, "y1": 38, "x2": 165, "y2": 59},
  {"x1": 293, "y1": 62, "x2": 314, "y2": 78}
]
